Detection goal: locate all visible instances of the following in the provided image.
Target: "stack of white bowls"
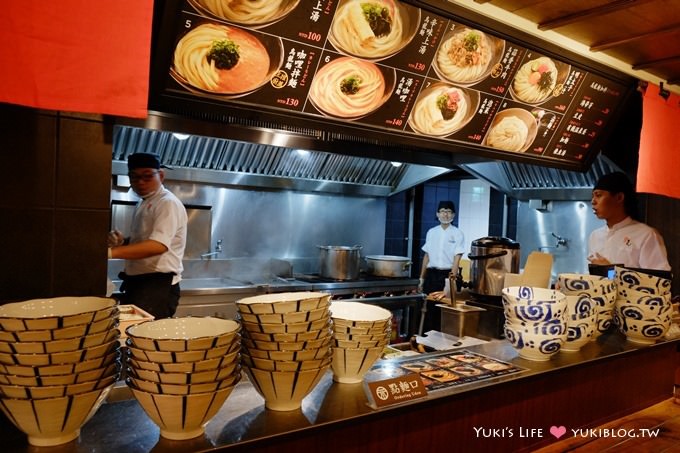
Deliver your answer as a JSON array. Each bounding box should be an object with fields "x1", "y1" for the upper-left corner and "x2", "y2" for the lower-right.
[
  {"x1": 556, "y1": 273, "x2": 616, "y2": 339},
  {"x1": 329, "y1": 301, "x2": 392, "y2": 383},
  {"x1": 561, "y1": 294, "x2": 598, "y2": 352},
  {"x1": 502, "y1": 286, "x2": 568, "y2": 361},
  {"x1": 614, "y1": 267, "x2": 673, "y2": 345},
  {"x1": 0, "y1": 296, "x2": 120, "y2": 447},
  {"x1": 236, "y1": 292, "x2": 332, "y2": 411},
  {"x1": 125, "y1": 317, "x2": 241, "y2": 440}
]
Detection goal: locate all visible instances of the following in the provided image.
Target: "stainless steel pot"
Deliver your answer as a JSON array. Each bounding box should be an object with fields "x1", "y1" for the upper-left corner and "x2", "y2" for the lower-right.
[
  {"x1": 365, "y1": 255, "x2": 412, "y2": 278},
  {"x1": 468, "y1": 237, "x2": 520, "y2": 300},
  {"x1": 318, "y1": 245, "x2": 362, "y2": 280}
]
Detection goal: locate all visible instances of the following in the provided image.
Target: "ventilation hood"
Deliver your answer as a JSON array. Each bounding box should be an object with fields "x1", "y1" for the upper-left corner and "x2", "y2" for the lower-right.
[
  {"x1": 460, "y1": 154, "x2": 622, "y2": 201},
  {"x1": 112, "y1": 123, "x2": 451, "y2": 197}
]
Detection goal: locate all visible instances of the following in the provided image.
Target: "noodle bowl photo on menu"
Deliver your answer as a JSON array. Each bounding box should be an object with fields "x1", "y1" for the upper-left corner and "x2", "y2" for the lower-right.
[
  {"x1": 187, "y1": 0, "x2": 301, "y2": 28},
  {"x1": 408, "y1": 83, "x2": 479, "y2": 137},
  {"x1": 308, "y1": 56, "x2": 396, "y2": 119},
  {"x1": 328, "y1": 0, "x2": 421, "y2": 61},
  {"x1": 510, "y1": 56, "x2": 571, "y2": 105},
  {"x1": 482, "y1": 108, "x2": 538, "y2": 153},
  {"x1": 171, "y1": 22, "x2": 283, "y2": 97},
  {"x1": 433, "y1": 26, "x2": 505, "y2": 86}
]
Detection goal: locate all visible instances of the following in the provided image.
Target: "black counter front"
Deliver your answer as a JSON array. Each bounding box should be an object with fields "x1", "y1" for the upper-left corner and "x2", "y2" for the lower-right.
[{"x1": 1, "y1": 332, "x2": 678, "y2": 452}]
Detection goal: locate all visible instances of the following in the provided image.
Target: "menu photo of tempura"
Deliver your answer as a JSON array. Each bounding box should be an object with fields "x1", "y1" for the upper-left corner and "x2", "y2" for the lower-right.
[{"x1": 421, "y1": 369, "x2": 461, "y2": 383}]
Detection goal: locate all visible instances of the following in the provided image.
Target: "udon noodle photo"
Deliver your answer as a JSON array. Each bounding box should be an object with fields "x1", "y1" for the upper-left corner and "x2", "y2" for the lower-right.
[
  {"x1": 408, "y1": 83, "x2": 476, "y2": 137},
  {"x1": 484, "y1": 108, "x2": 537, "y2": 152},
  {"x1": 329, "y1": 0, "x2": 420, "y2": 60},
  {"x1": 511, "y1": 56, "x2": 558, "y2": 104},
  {"x1": 188, "y1": 0, "x2": 300, "y2": 27},
  {"x1": 434, "y1": 27, "x2": 502, "y2": 85},
  {"x1": 172, "y1": 23, "x2": 279, "y2": 96},
  {"x1": 308, "y1": 57, "x2": 392, "y2": 119}
]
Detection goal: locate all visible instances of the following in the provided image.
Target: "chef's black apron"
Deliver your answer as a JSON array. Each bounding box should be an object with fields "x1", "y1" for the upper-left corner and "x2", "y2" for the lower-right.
[
  {"x1": 420, "y1": 268, "x2": 450, "y2": 332},
  {"x1": 118, "y1": 272, "x2": 179, "y2": 319}
]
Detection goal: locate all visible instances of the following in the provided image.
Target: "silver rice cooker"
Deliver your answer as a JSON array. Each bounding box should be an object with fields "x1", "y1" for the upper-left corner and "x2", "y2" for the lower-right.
[{"x1": 468, "y1": 236, "x2": 520, "y2": 301}]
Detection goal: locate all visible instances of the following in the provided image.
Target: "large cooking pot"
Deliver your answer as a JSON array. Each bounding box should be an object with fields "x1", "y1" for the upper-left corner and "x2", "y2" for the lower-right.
[
  {"x1": 468, "y1": 237, "x2": 520, "y2": 301},
  {"x1": 318, "y1": 245, "x2": 362, "y2": 280},
  {"x1": 365, "y1": 255, "x2": 412, "y2": 278}
]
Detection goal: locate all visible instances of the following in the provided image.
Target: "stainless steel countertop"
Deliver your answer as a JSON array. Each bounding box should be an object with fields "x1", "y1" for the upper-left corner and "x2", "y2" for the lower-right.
[{"x1": 2, "y1": 332, "x2": 674, "y2": 452}]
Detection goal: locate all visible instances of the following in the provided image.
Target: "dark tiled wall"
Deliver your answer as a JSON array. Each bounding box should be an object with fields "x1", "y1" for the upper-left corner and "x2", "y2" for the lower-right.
[
  {"x1": 384, "y1": 190, "x2": 409, "y2": 257},
  {"x1": 0, "y1": 105, "x2": 112, "y2": 301}
]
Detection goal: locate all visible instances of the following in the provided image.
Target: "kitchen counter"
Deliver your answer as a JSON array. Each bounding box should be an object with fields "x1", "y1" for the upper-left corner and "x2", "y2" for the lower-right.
[{"x1": 2, "y1": 331, "x2": 678, "y2": 452}]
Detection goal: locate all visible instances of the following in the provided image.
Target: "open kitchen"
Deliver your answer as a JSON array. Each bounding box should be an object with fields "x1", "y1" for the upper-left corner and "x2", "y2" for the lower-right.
[{"x1": 1, "y1": 0, "x2": 680, "y2": 451}]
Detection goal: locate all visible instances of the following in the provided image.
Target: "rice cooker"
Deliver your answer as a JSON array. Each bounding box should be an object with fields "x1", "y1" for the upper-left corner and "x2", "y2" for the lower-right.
[{"x1": 468, "y1": 236, "x2": 520, "y2": 301}]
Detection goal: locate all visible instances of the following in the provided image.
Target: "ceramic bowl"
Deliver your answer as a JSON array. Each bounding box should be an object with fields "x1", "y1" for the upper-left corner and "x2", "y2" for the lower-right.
[
  {"x1": 244, "y1": 327, "x2": 331, "y2": 343},
  {"x1": 0, "y1": 351, "x2": 118, "y2": 378},
  {"x1": 126, "y1": 342, "x2": 236, "y2": 364},
  {"x1": 240, "y1": 317, "x2": 331, "y2": 335},
  {"x1": 503, "y1": 301, "x2": 567, "y2": 323},
  {"x1": 615, "y1": 311, "x2": 671, "y2": 345},
  {"x1": 332, "y1": 331, "x2": 389, "y2": 342},
  {"x1": 238, "y1": 306, "x2": 330, "y2": 324},
  {"x1": 130, "y1": 383, "x2": 236, "y2": 440},
  {"x1": 556, "y1": 273, "x2": 616, "y2": 295},
  {"x1": 615, "y1": 296, "x2": 672, "y2": 320},
  {"x1": 0, "y1": 339, "x2": 119, "y2": 367},
  {"x1": 0, "y1": 316, "x2": 119, "y2": 343},
  {"x1": 503, "y1": 321, "x2": 567, "y2": 361},
  {"x1": 331, "y1": 345, "x2": 384, "y2": 384},
  {"x1": 0, "y1": 374, "x2": 117, "y2": 400},
  {"x1": 126, "y1": 317, "x2": 240, "y2": 352},
  {"x1": 332, "y1": 324, "x2": 391, "y2": 336},
  {"x1": 236, "y1": 292, "x2": 331, "y2": 315},
  {"x1": 615, "y1": 266, "x2": 671, "y2": 295},
  {"x1": 332, "y1": 338, "x2": 390, "y2": 349},
  {"x1": 242, "y1": 353, "x2": 331, "y2": 373},
  {"x1": 242, "y1": 344, "x2": 331, "y2": 362},
  {"x1": 0, "y1": 297, "x2": 117, "y2": 331},
  {"x1": 502, "y1": 286, "x2": 567, "y2": 304},
  {"x1": 330, "y1": 301, "x2": 392, "y2": 329},
  {"x1": 241, "y1": 335, "x2": 331, "y2": 352},
  {"x1": 0, "y1": 328, "x2": 119, "y2": 354},
  {"x1": 128, "y1": 359, "x2": 239, "y2": 385},
  {"x1": 592, "y1": 309, "x2": 614, "y2": 339},
  {"x1": 562, "y1": 309, "x2": 598, "y2": 352},
  {"x1": 0, "y1": 362, "x2": 119, "y2": 387},
  {"x1": 127, "y1": 371, "x2": 240, "y2": 395},
  {"x1": 616, "y1": 284, "x2": 671, "y2": 302},
  {"x1": 127, "y1": 349, "x2": 239, "y2": 373},
  {"x1": 244, "y1": 364, "x2": 329, "y2": 411},
  {"x1": 587, "y1": 290, "x2": 617, "y2": 310},
  {"x1": 0, "y1": 385, "x2": 112, "y2": 446},
  {"x1": 564, "y1": 294, "x2": 597, "y2": 317}
]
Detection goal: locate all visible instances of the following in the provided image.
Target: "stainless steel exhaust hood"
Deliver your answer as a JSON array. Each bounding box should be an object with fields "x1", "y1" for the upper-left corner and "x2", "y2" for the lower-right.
[
  {"x1": 460, "y1": 154, "x2": 622, "y2": 201},
  {"x1": 112, "y1": 125, "x2": 451, "y2": 197}
]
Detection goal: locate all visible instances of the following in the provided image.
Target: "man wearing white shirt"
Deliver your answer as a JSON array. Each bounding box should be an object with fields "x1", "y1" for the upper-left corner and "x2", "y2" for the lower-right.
[
  {"x1": 418, "y1": 200, "x2": 466, "y2": 332},
  {"x1": 588, "y1": 171, "x2": 670, "y2": 271}
]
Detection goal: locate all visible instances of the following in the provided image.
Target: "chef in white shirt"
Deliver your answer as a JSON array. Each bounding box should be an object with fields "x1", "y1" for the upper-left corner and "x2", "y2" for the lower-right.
[
  {"x1": 418, "y1": 200, "x2": 466, "y2": 332},
  {"x1": 588, "y1": 171, "x2": 670, "y2": 271}
]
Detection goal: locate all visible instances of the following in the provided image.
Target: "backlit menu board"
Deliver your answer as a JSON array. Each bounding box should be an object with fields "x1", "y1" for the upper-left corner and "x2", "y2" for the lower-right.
[{"x1": 157, "y1": 0, "x2": 632, "y2": 169}]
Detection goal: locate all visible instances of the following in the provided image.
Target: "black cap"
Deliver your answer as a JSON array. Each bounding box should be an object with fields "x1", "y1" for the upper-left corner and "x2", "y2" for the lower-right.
[
  {"x1": 593, "y1": 172, "x2": 633, "y2": 195},
  {"x1": 128, "y1": 153, "x2": 167, "y2": 170},
  {"x1": 437, "y1": 200, "x2": 456, "y2": 212}
]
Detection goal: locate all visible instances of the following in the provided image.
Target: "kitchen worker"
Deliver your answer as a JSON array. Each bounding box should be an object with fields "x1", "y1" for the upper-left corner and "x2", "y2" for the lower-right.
[
  {"x1": 588, "y1": 171, "x2": 670, "y2": 271},
  {"x1": 107, "y1": 153, "x2": 188, "y2": 319},
  {"x1": 418, "y1": 200, "x2": 466, "y2": 332}
]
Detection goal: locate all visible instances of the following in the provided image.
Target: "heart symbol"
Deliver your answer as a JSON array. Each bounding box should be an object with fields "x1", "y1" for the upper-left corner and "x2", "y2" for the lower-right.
[{"x1": 550, "y1": 425, "x2": 567, "y2": 439}]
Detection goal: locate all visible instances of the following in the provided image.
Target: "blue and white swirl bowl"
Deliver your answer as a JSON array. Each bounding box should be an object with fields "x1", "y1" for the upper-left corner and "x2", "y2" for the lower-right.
[
  {"x1": 502, "y1": 287, "x2": 568, "y2": 361},
  {"x1": 615, "y1": 266, "x2": 671, "y2": 297}
]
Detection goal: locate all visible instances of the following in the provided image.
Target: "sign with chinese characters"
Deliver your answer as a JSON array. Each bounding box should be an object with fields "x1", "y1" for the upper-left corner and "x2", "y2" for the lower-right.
[
  {"x1": 156, "y1": 0, "x2": 632, "y2": 169},
  {"x1": 366, "y1": 372, "x2": 428, "y2": 408}
]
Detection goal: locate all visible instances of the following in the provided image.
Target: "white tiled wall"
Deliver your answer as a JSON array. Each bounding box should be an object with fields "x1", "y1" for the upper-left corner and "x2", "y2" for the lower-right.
[{"x1": 457, "y1": 179, "x2": 491, "y2": 258}]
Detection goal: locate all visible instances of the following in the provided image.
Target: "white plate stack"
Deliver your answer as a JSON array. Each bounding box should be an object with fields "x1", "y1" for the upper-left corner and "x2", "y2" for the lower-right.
[
  {"x1": 236, "y1": 292, "x2": 332, "y2": 411},
  {"x1": 329, "y1": 301, "x2": 392, "y2": 384},
  {"x1": 0, "y1": 296, "x2": 120, "y2": 447}
]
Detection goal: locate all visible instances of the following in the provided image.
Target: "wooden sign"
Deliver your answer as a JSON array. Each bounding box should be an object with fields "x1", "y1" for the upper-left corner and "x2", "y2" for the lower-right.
[{"x1": 366, "y1": 372, "x2": 428, "y2": 408}]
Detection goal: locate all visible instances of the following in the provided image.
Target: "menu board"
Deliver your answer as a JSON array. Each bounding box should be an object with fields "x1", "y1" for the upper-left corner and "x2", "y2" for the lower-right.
[
  {"x1": 157, "y1": 0, "x2": 632, "y2": 169},
  {"x1": 364, "y1": 350, "x2": 525, "y2": 391}
]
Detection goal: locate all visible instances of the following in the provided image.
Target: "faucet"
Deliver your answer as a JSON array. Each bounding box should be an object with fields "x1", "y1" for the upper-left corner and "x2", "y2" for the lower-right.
[
  {"x1": 201, "y1": 239, "x2": 223, "y2": 260},
  {"x1": 551, "y1": 232, "x2": 569, "y2": 248}
]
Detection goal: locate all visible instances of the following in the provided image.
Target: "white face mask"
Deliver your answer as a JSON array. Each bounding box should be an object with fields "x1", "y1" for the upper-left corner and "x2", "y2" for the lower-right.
[{"x1": 437, "y1": 212, "x2": 453, "y2": 224}]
